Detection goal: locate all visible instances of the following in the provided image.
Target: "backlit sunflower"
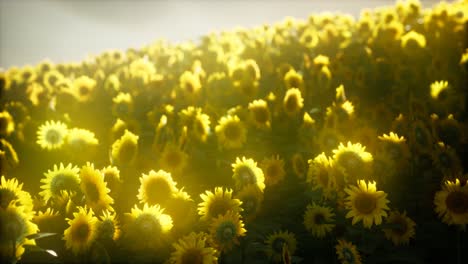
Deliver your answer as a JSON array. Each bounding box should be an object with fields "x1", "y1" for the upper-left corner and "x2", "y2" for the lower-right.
[
  {"x1": 179, "y1": 106, "x2": 211, "y2": 142},
  {"x1": 232, "y1": 157, "x2": 265, "y2": 191},
  {"x1": 377, "y1": 132, "x2": 410, "y2": 168},
  {"x1": 96, "y1": 209, "x2": 120, "y2": 241},
  {"x1": 265, "y1": 230, "x2": 297, "y2": 263},
  {"x1": 291, "y1": 153, "x2": 307, "y2": 179},
  {"x1": 43, "y1": 69, "x2": 64, "y2": 90},
  {"x1": 63, "y1": 206, "x2": 98, "y2": 255},
  {"x1": 0, "y1": 176, "x2": 34, "y2": 214},
  {"x1": 344, "y1": 180, "x2": 390, "y2": 228},
  {"x1": 65, "y1": 128, "x2": 99, "y2": 153},
  {"x1": 383, "y1": 210, "x2": 416, "y2": 246},
  {"x1": 179, "y1": 70, "x2": 202, "y2": 97},
  {"x1": 283, "y1": 88, "x2": 304, "y2": 115},
  {"x1": 158, "y1": 143, "x2": 188, "y2": 174},
  {"x1": 316, "y1": 127, "x2": 345, "y2": 154},
  {"x1": 210, "y1": 211, "x2": 246, "y2": 253},
  {"x1": 432, "y1": 142, "x2": 463, "y2": 177},
  {"x1": 0, "y1": 110, "x2": 14, "y2": 137},
  {"x1": 36, "y1": 120, "x2": 68, "y2": 150},
  {"x1": 261, "y1": 155, "x2": 286, "y2": 186},
  {"x1": 235, "y1": 185, "x2": 264, "y2": 222},
  {"x1": 335, "y1": 239, "x2": 361, "y2": 264},
  {"x1": 430, "y1": 80, "x2": 449, "y2": 100},
  {"x1": 401, "y1": 30, "x2": 426, "y2": 49},
  {"x1": 283, "y1": 68, "x2": 304, "y2": 91},
  {"x1": 32, "y1": 207, "x2": 63, "y2": 234},
  {"x1": 124, "y1": 203, "x2": 173, "y2": 250},
  {"x1": 138, "y1": 170, "x2": 178, "y2": 206},
  {"x1": 72, "y1": 75, "x2": 96, "y2": 102},
  {"x1": 0, "y1": 139, "x2": 19, "y2": 174},
  {"x1": 434, "y1": 179, "x2": 468, "y2": 226},
  {"x1": 165, "y1": 191, "x2": 198, "y2": 235},
  {"x1": 198, "y1": 187, "x2": 242, "y2": 220},
  {"x1": 303, "y1": 203, "x2": 335, "y2": 238},
  {"x1": 169, "y1": 232, "x2": 218, "y2": 264},
  {"x1": 215, "y1": 114, "x2": 246, "y2": 149},
  {"x1": 307, "y1": 153, "x2": 336, "y2": 198},
  {"x1": 101, "y1": 166, "x2": 122, "y2": 196},
  {"x1": 332, "y1": 142, "x2": 373, "y2": 181},
  {"x1": 408, "y1": 120, "x2": 433, "y2": 155},
  {"x1": 248, "y1": 99, "x2": 271, "y2": 129},
  {"x1": 112, "y1": 92, "x2": 134, "y2": 119},
  {"x1": 111, "y1": 129, "x2": 139, "y2": 165},
  {"x1": 40, "y1": 163, "x2": 81, "y2": 204},
  {"x1": 80, "y1": 163, "x2": 114, "y2": 213}
]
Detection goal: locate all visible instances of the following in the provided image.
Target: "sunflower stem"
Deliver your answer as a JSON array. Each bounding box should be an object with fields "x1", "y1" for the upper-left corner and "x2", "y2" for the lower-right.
[{"x1": 457, "y1": 229, "x2": 461, "y2": 264}]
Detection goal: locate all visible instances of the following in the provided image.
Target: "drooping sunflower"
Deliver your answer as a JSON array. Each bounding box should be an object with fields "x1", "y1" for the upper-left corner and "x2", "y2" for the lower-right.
[
  {"x1": 283, "y1": 88, "x2": 304, "y2": 116},
  {"x1": 344, "y1": 180, "x2": 390, "y2": 228},
  {"x1": 138, "y1": 170, "x2": 178, "y2": 206},
  {"x1": 335, "y1": 239, "x2": 362, "y2": 264},
  {"x1": 260, "y1": 155, "x2": 286, "y2": 186},
  {"x1": 215, "y1": 115, "x2": 247, "y2": 149},
  {"x1": 232, "y1": 157, "x2": 265, "y2": 191},
  {"x1": 0, "y1": 176, "x2": 34, "y2": 214},
  {"x1": 111, "y1": 129, "x2": 139, "y2": 165},
  {"x1": 265, "y1": 230, "x2": 297, "y2": 263},
  {"x1": 434, "y1": 179, "x2": 468, "y2": 226},
  {"x1": 248, "y1": 99, "x2": 271, "y2": 129},
  {"x1": 303, "y1": 203, "x2": 335, "y2": 238},
  {"x1": 100, "y1": 166, "x2": 122, "y2": 196},
  {"x1": 382, "y1": 210, "x2": 416, "y2": 246},
  {"x1": 79, "y1": 163, "x2": 114, "y2": 213},
  {"x1": 40, "y1": 163, "x2": 81, "y2": 204},
  {"x1": 210, "y1": 211, "x2": 246, "y2": 253},
  {"x1": 96, "y1": 209, "x2": 120, "y2": 242},
  {"x1": 158, "y1": 143, "x2": 188, "y2": 174},
  {"x1": 124, "y1": 203, "x2": 173, "y2": 250},
  {"x1": 169, "y1": 232, "x2": 219, "y2": 264},
  {"x1": 198, "y1": 187, "x2": 242, "y2": 220},
  {"x1": 0, "y1": 110, "x2": 15, "y2": 137},
  {"x1": 332, "y1": 142, "x2": 373, "y2": 181},
  {"x1": 36, "y1": 120, "x2": 68, "y2": 150},
  {"x1": 235, "y1": 185, "x2": 264, "y2": 222},
  {"x1": 63, "y1": 206, "x2": 98, "y2": 255},
  {"x1": 307, "y1": 153, "x2": 336, "y2": 198}
]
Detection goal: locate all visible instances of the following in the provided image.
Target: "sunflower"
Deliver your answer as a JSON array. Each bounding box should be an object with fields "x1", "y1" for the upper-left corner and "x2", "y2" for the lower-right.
[
  {"x1": 72, "y1": 75, "x2": 96, "y2": 102},
  {"x1": 434, "y1": 179, "x2": 468, "y2": 226},
  {"x1": 80, "y1": 163, "x2": 114, "y2": 213},
  {"x1": 401, "y1": 30, "x2": 426, "y2": 49},
  {"x1": 235, "y1": 185, "x2": 264, "y2": 222},
  {"x1": 40, "y1": 163, "x2": 81, "y2": 204},
  {"x1": 325, "y1": 101, "x2": 355, "y2": 129},
  {"x1": 165, "y1": 191, "x2": 198, "y2": 235},
  {"x1": 65, "y1": 128, "x2": 99, "y2": 152},
  {"x1": 112, "y1": 92, "x2": 134, "y2": 119},
  {"x1": 101, "y1": 166, "x2": 122, "y2": 196},
  {"x1": 316, "y1": 127, "x2": 345, "y2": 154},
  {"x1": 179, "y1": 71, "x2": 202, "y2": 97},
  {"x1": 63, "y1": 206, "x2": 98, "y2": 255},
  {"x1": 111, "y1": 129, "x2": 139, "y2": 165},
  {"x1": 210, "y1": 211, "x2": 246, "y2": 253},
  {"x1": 283, "y1": 88, "x2": 304, "y2": 116},
  {"x1": 265, "y1": 230, "x2": 297, "y2": 263},
  {"x1": 0, "y1": 139, "x2": 19, "y2": 174},
  {"x1": 383, "y1": 210, "x2": 416, "y2": 246},
  {"x1": 198, "y1": 187, "x2": 242, "y2": 220},
  {"x1": 335, "y1": 239, "x2": 362, "y2": 264},
  {"x1": 261, "y1": 155, "x2": 286, "y2": 186},
  {"x1": 344, "y1": 180, "x2": 390, "y2": 228},
  {"x1": 332, "y1": 142, "x2": 373, "y2": 181},
  {"x1": 96, "y1": 209, "x2": 120, "y2": 242},
  {"x1": 32, "y1": 207, "x2": 63, "y2": 234},
  {"x1": 430, "y1": 80, "x2": 449, "y2": 100},
  {"x1": 124, "y1": 203, "x2": 173, "y2": 250},
  {"x1": 283, "y1": 68, "x2": 304, "y2": 91},
  {"x1": 432, "y1": 141, "x2": 463, "y2": 177},
  {"x1": 4, "y1": 101, "x2": 29, "y2": 126},
  {"x1": 0, "y1": 203, "x2": 38, "y2": 261},
  {"x1": 303, "y1": 203, "x2": 335, "y2": 238},
  {"x1": 307, "y1": 153, "x2": 336, "y2": 197},
  {"x1": 179, "y1": 106, "x2": 211, "y2": 142},
  {"x1": 232, "y1": 157, "x2": 265, "y2": 191},
  {"x1": 408, "y1": 120, "x2": 433, "y2": 155},
  {"x1": 169, "y1": 232, "x2": 218, "y2": 264},
  {"x1": 248, "y1": 99, "x2": 271, "y2": 129},
  {"x1": 158, "y1": 143, "x2": 188, "y2": 174},
  {"x1": 291, "y1": 153, "x2": 307, "y2": 179},
  {"x1": 215, "y1": 115, "x2": 247, "y2": 149},
  {"x1": 36, "y1": 120, "x2": 68, "y2": 150},
  {"x1": 377, "y1": 132, "x2": 410, "y2": 168},
  {"x1": 138, "y1": 170, "x2": 178, "y2": 206},
  {"x1": 0, "y1": 176, "x2": 33, "y2": 214},
  {"x1": 43, "y1": 69, "x2": 64, "y2": 90},
  {"x1": 0, "y1": 111, "x2": 15, "y2": 137}
]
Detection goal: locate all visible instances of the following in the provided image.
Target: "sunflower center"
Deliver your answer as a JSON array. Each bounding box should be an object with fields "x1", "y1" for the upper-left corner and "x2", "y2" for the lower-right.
[
  {"x1": 318, "y1": 168, "x2": 329, "y2": 186},
  {"x1": 145, "y1": 178, "x2": 171, "y2": 204},
  {"x1": 342, "y1": 248, "x2": 355, "y2": 262},
  {"x1": 50, "y1": 174, "x2": 80, "y2": 196},
  {"x1": 314, "y1": 213, "x2": 326, "y2": 225},
  {"x1": 79, "y1": 86, "x2": 90, "y2": 96},
  {"x1": 224, "y1": 122, "x2": 241, "y2": 140},
  {"x1": 446, "y1": 191, "x2": 468, "y2": 215},
  {"x1": 0, "y1": 189, "x2": 18, "y2": 209},
  {"x1": 253, "y1": 107, "x2": 269, "y2": 124},
  {"x1": 4, "y1": 213, "x2": 25, "y2": 242},
  {"x1": 164, "y1": 150, "x2": 182, "y2": 169},
  {"x1": 272, "y1": 238, "x2": 286, "y2": 253},
  {"x1": 266, "y1": 163, "x2": 280, "y2": 179},
  {"x1": 180, "y1": 248, "x2": 204, "y2": 264},
  {"x1": 238, "y1": 166, "x2": 257, "y2": 185},
  {"x1": 208, "y1": 200, "x2": 229, "y2": 218},
  {"x1": 338, "y1": 151, "x2": 363, "y2": 172},
  {"x1": 243, "y1": 198, "x2": 256, "y2": 215},
  {"x1": 288, "y1": 77, "x2": 301, "y2": 89},
  {"x1": 414, "y1": 126, "x2": 428, "y2": 146},
  {"x1": 73, "y1": 222, "x2": 90, "y2": 242},
  {"x1": 386, "y1": 144, "x2": 401, "y2": 160},
  {"x1": 84, "y1": 182, "x2": 100, "y2": 203},
  {"x1": 285, "y1": 95, "x2": 299, "y2": 112},
  {"x1": 354, "y1": 193, "x2": 377, "y2": 214},
  {"x1": 438, "y1": 152, "x2": 452, "y2": 169},
  {"x1": 97, "y1": 220, "x2": 116, "y2": 241},
  {"x1": 391, "y1": 216, "x2": 408, "y2": 236},
  {"x1": 117, "y1": 140, "x2": 137, "y2": 162},
  {"x1": 184, "y1": 82, "x2": 195, "y2": 93},
  {"x1": 216, "y1": 222, "x2": 236, "y2": 243},
  {"x1": 136, "y1": 214, "x2": 161, "y2": 234},
  {"x1": 45, "y1": 129, "x2": 61, "y2": 144}
]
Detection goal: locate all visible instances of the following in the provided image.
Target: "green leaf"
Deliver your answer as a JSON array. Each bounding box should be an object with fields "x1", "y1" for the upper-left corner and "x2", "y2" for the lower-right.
[
  {"x1": 22, "y1": 244, "x2": 58, "y2": 257},
  {"x1": 25, "y1": 232, "x2": 57, "y2": 240}
]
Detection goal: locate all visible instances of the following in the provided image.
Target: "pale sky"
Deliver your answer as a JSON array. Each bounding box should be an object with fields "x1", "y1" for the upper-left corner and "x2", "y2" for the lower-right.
[{"x1": 0, "y1": 0, "x2": 444, "y2": 68}]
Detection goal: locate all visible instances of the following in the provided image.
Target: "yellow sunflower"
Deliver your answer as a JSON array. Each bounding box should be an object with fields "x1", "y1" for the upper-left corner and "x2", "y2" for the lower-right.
[
  {"x1": 96, "y1": 209, "x2": 120, "y2": 241},
  {"x1": 0, "y1": 111, "x2": 15, "y2": 137},
  {"x1": 79, "y1": 163, "x2": 114, "y2": 213},
  {"x1": 164, "y1": 191, "x2": 198, "y2": 235},
  {"x1": 377, "y1": 132, "x2": 410, "y2": 168},
  {"x1": 291, "y1": 153, "x2": 307, "y2": 179},
  {"x1": 198, "y1": 187, "x2": 242, "y2": 220},
  {"x1": 112, "y1": 92, "x2": 134, "y2": 118},
  {"x1": 138, "y1": 170, "x2": 178, "y2": 206},
  {"x1": 307, "y1": 153, "x2": 336, "y2": 198},
  {"x1": 235, "y1": 185, "x2": 264, "y2": 222},
  {"x1": 179, "y1": 71, "x2": 202, "y2": 97},
  {"x1": 63, "y1": 206, "x2": 98, "y2": 255},
  {"x1": 344, "y1": 180, "x2": 390, "y2": 228},
  {"x1": 124, "y1": 203, "x2": 173, "y2": 250},
  {"x1": 0, "y1": 176, "x2": 34, "y2": 214},
  {"x1": 210, "y1": 211, "x2": 246, "y2": 253},
  {"x1": 383, "y1": 210, "x2": 416, "y2": 246},
  {"x1": 36, "y1": 120, "x2": 68, "y2": 150},
  {"x1": 401, "y1": 30, "x2": 426, "y2": 49},
  {"x1": 335, "y1": 239, "x2": 362, "y2": 264},
  {"x1": 432, "y1": 141, "x2": 463, "y2": 177},
  {"x1": 65, "y1": 128, "x2": 99, "y2": 156},
  {"x1": 111, "y1": 129, "x2": 139, "y2": 165},
  {"x1": 248, "y1": 99, "x2": 271, "y2": 129},
  {"x1": 215, "y1": 115, "x2": 247, "y2": 149},
  {"x1": 0, "y1": 139, "x2": 19, "y2": 174},
  {"x1": 261, "y1": 155, "x2": 286, "y2": 186},
  {"x1": 179, "y1": 106, "x2": 211, "y2": 142},
  {"x1": 283, "y1": 68, "x2": 304, "y2": 91},
  {"x1": 32, "y1": 207, "x2": 63, "y2": 234},
  {"x1": 430, "y1": 80, "x2": 449, "y2": 100},
  {"x1": 265, "y1": 230, "x2": 297, "y2": 263},
  {"x1": 408, "y1": 120, "x2": 433, "y2": 155},
  {"x1": 303, "y1": 203, "x2": 335, "y2": 238},
  {"x1": 169, "y1": 232, "x2": 218, "y2": 264},
  {"x1": 100, "y1": 166, "x2": 122, "y2": 196},
  {"x1": 332, "y1": 142, "x2": 373, "y2": 181},
  {"x1": 283, "y1": 88, "x2": 304, "y2": 116},
  {"x1": 232, "y1": 157, "x2": 265, "y2": 191},
  {"x1": 316, "y1": 127, "x2": 345, "y2": 154},
  {"x1": 72, "y1": 75, "x2": 96, "y2": 103},
  {"x1": 434, "y1": 179, "x2": 468, "y2": 226},
  {"x1": 158, "y1": 143, "x2": 188, "y2": 174},
  {"x1": 40, "y1": 163, "x2": 81, "y2": 204},
  {"x1": 43, "y1": 69, "x2": 64, "y2": 90}
]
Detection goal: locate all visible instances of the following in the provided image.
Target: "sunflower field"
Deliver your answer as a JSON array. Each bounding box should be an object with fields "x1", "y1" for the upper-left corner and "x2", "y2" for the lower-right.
[{"x1": 1, "y1": 0, "x2": 468, "y2": 263}]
